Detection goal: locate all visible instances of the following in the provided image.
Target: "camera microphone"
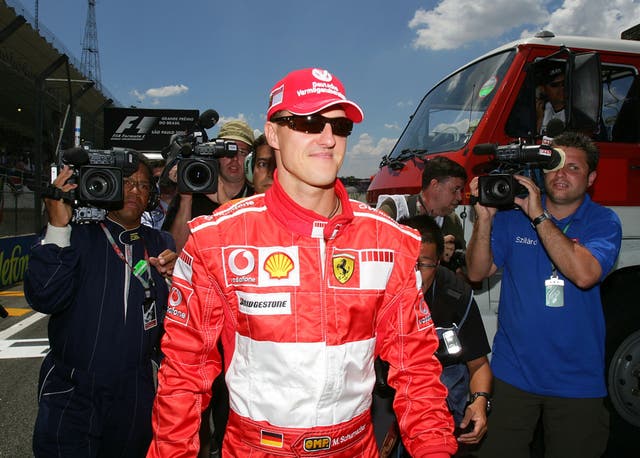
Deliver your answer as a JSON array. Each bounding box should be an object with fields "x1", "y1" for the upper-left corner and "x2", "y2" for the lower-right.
[
  {"x1": 473, "y1": 142, "x2": 563, "y2": 170},
  {"x1": 542, "y1": 117, "x2": 565, "y2": 148},
  {"x1": 545, "y1": 118, "x2": 565, "y2": 138},
  {"x1": 62, "y1": 147, "x2": 90, "y2": 166},
  {"x1": 198, "y1": 109, "x2": 219, "y2": 129},
  {"x1": 472, "y1": 143, "x2": 498, "y2": 156}
]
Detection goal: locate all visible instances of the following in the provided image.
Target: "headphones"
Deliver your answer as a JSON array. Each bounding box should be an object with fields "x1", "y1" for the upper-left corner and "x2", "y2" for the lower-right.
[
  {"x1": 244, "y1": 152, "x2": 255, "y2": 183},
  {"x1": 139, "y1": 160, "x2": 160, "y2": 212},
  {"x1": 146, "y1": 181, "x2": 160, "y2": 212}
]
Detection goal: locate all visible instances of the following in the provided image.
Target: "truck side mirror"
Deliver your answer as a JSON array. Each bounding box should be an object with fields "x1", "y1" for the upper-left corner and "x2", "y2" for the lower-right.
[{"x1": 566, "y1": 52, "x2": 602, "y2": 133}]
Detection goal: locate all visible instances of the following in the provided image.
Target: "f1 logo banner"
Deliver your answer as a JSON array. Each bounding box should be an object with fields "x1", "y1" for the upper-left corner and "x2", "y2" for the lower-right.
[{"x1": 104, "y1": 108, "x2": 198, "y2": 151}]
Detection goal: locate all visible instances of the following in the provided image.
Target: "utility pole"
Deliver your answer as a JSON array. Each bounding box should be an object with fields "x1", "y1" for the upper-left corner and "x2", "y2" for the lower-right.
[{"x1": 81, "y1": 0, "x2": 101, "y2": 90}]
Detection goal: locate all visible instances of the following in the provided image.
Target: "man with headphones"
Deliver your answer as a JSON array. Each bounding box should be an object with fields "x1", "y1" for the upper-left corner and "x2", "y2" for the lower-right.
[
  {"x1": 24, "y1": 151, "x2": 177, "y2": 457},
  {"x1": 142, "y1": 164, "x2": 177, "y2": 230},
  {"x1": 163, "y1": 120, "x2": 255, "y2": 253}
]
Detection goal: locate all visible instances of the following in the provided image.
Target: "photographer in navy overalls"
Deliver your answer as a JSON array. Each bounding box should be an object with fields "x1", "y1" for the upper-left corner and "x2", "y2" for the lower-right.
[{"x1": 25, "y1": 151, "x2": 176, "y2": 457}]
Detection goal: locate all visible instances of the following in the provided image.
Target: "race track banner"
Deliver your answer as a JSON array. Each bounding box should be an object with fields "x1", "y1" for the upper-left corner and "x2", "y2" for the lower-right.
[
  {"x1": 0, "y1": 234, "x2": 36, "y2": 290},
  {"x1": 104, "y1": 108, "x2": 199, "y2": 152}
]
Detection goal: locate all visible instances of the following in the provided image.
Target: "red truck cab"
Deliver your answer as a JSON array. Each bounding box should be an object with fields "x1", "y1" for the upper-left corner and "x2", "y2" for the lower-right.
[{"x1": 367, "y1": 31, "x2": 640, "y2": 454}]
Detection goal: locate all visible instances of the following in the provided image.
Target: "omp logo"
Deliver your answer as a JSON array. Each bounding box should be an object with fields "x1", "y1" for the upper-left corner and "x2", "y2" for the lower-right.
[
  {"x1": 303, "y1": 436, "x2": 331, "y2": 452},
  {"x1": 114, "y1": 116, "x2": 157, "y2": 134},
  {"x1": 229, "y1": 249, "x2": 255, "y2": 276}
]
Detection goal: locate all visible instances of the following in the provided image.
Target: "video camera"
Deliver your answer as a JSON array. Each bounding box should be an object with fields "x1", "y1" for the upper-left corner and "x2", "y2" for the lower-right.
[
  {"x1": 162, "y1": 109, "x2": 239, "y2": 193},
  {"x1": 473, "y1": 140, "x2": 565, "y2": 208},
  {"x1": 49, "y1": 146, "x2": 139, "y2": 223},
  {"x1": 168, "y1": 136, "x2": 240, "y2": 193}
]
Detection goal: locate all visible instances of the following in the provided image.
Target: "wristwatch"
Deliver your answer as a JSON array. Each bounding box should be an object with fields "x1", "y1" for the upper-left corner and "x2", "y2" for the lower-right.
[
  {"x1": 532, "y1": 210, "x2": 551, "y2": 228},
  {"x1": 469, "y1": 391, "x2": 492, "y2": 414}
]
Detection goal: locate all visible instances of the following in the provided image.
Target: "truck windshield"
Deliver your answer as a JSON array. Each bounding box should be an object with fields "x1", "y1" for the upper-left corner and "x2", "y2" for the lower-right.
[{"x1": 389, "y1": 49, "x2": 515, "y2": 159}]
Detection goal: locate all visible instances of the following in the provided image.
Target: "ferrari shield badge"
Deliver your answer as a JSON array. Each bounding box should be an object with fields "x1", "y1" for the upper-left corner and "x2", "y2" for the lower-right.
[{"x1": 332, "y1": 255, "x2": 355, "y2": 284}]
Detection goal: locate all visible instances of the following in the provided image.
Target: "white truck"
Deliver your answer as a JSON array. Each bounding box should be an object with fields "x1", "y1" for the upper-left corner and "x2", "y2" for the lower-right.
[{"x1": 367, "y1": 31, "x2": 640, "y2": 456}]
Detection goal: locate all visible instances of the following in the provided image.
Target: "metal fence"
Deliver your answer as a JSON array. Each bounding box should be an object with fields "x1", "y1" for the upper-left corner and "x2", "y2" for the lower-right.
[{"x1": 1, "y1": 186, "x2": 37, "y2": 238}]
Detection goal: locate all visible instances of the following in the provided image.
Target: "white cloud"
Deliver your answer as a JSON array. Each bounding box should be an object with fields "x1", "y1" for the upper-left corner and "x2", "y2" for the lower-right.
[
  {"x1": 217, "y1": 114, "x2": 249, "y2": 125},
  {"x1": 396, "y1": 100, "x2": 415, "y2": 109},
  {"x1": 146, "y1": 84, "x2": 189, "y2": 98},
  {"x1": 341, "y1": 133, "x2": 398, "y2": 178},
  {"x1": 384, "y1": 122, "x2": 402, "y2": 130},
  {"x1": 409, "y1": 0, "x2": 546, "y2": 50},
  {"x1": 129, "y1": 84, "x2": 189, "y2": 105},
  {"x1": 522, "y1": 0, "x2": 640, "y2": 39},
  {"x1": 409, "y1": 0, "x2": 640, "y2": 51}
]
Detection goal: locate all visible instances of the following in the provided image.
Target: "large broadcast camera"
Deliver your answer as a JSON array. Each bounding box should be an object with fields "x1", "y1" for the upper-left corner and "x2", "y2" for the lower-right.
[
  {"x1": 162, "y1": 109, "x2": 239, "y2": 193},
  {"x1": 473, "y1": 139, "x2": 565, "y2": 208},
  {"x1": 48, "y1": 146, "x2": 139, "y2": 223}
]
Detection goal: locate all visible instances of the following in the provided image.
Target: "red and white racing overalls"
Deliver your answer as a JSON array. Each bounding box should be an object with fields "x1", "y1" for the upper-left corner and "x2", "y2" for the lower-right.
[{"x1": 148, "y1": 177, "x2": 456, "y2": 458}]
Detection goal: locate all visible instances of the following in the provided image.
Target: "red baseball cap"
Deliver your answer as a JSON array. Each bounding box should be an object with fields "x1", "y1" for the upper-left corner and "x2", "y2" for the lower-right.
[{"x1": 267, "y1": 68, "x2": 364, "y2": 123}]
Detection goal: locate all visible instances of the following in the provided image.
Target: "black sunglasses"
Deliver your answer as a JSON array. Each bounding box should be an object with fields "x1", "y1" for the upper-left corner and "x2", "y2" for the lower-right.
[
  {"x1": 271, "y1": 114, "x2": 354, "y2": 137},
  {"x1": 547, "y1": 80, "x2": 565, "y2": 88}
]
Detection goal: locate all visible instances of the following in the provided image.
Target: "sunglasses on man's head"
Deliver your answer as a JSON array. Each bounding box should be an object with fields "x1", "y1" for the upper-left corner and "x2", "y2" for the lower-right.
[{"x1": 270, "y1": 114, "x2": 354, "y2": 137}]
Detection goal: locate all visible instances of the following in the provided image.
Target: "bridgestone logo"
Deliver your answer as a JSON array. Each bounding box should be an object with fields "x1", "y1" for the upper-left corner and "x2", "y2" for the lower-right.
[
  {"x1": 237, "y1": 292, "x2": 291, "y2": 316},
  {"x1": 239, "y1": 299, "x2": 287, "y2": 309}
]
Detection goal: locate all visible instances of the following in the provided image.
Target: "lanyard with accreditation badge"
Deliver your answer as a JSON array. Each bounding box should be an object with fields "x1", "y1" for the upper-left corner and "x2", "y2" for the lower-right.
[
  {"x1": 99, "y1": 223, "x2": 158, "y2": 330},
  {"x1": 544, "y1": 217, "x2": 572, "y2": 308}
]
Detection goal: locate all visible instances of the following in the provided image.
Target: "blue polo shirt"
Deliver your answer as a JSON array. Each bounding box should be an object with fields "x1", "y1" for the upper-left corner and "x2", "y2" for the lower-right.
[{"x1": 490, "y1": 194, "x2": 621, "y2": 398}]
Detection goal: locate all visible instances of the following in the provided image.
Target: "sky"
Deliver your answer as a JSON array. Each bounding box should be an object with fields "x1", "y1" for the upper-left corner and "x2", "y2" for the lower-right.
[{"x1": 8, "y1": 0, "x2": 640, "y2": 177}]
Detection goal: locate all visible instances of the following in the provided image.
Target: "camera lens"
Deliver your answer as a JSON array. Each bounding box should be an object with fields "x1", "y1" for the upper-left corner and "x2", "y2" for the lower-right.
[
  {"x1": 82, "y1": 169, "x2": 118, "y2": 200},
  {"x1": 183, "y1": 161, "x2": 212, "y2": 192},
  {"x1": 87, "y1": 176, "x2": 108, "y2": 197},
  {"x1": 489, "y1": 178, "x2": 511, "y2": 199},
  {"x1": 478, "y1": 174, "x2": 517, "y2": 208}
]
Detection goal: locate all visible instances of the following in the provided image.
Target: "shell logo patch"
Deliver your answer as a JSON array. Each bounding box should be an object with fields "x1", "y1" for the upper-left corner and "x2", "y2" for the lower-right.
[
  {"x1": 332, "y1": 255, "x2": 355, "y2": 284},
  {"x1": 264, "y1": 252, "x2": 294, "y2": 279}
]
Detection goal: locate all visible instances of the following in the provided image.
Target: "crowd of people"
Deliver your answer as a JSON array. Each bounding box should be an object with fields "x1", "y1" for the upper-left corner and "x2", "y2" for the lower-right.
[{"x1": 23, "y1": 66, "x2": 621, "y2": 458}]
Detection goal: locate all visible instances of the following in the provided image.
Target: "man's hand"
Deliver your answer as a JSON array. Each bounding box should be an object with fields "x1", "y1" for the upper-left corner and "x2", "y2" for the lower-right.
[
  {"x1": 443, "y1": 235, "x2": 456, "y2": 262},
  {"x1": 469, "y1": 177, "x2": 497, "y2": 221},
  {"x1": 149, "y1": 249, "x2": 177, "y2": 278},
  {"x1": 457, "y1": 401, "x2": 488, "y2": 445},
  {"x1": 46, "y1": 166, "x2": 76, "y2": 227},
  {"x1": 513, "y1": 174, "x2": 544, "y2": 220}
]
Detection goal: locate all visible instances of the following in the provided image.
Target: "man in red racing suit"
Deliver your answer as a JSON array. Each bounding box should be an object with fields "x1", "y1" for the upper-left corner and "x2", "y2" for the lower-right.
[{"x1": 148, "y1": 67, "x2": 456, "y2": 458}]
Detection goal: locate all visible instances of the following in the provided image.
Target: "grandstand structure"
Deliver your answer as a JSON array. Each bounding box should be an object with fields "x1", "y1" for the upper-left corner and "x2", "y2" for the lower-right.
[{"x1": 0, "y1": 0, "x2": 120, "y2": 234}]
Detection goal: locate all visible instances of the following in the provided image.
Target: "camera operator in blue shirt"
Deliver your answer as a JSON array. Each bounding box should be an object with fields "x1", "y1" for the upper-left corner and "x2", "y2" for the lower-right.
[{"x1": 467, "y1": 132, "x2": 621, "y2": 458}]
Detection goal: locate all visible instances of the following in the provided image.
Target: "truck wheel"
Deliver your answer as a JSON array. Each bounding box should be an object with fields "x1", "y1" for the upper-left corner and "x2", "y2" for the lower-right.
[
  {"x1": 602, "y1": 266, "x2": 640, "y2": 457},
  {"x1": 607, "y1": 329, "x2": 640, "y2": 427}
]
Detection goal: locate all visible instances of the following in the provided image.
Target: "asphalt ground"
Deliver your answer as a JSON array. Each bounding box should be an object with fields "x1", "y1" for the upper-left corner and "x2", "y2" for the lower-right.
[{"x1": 0, "y1": 283, "x2": 45, "y2": 458}]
